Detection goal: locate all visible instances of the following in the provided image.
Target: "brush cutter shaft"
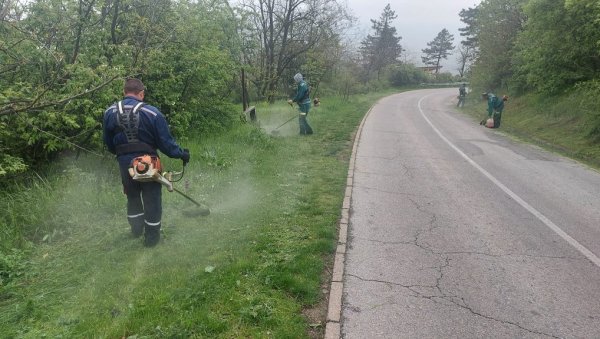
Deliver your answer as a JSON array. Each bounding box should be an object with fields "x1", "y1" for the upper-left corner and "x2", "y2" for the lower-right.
[
  {"x1": 132, "y1": 170, "x2": 174, "y2": 191},
  {"x1": 173, "y1": 187, "x2": 201, "y2": 206},
  {"x1": 275, "y1": 114, "x2": 298, "y2": 130}
]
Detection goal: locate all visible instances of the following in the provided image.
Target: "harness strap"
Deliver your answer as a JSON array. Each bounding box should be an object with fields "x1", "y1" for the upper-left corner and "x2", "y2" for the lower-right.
[
  {"x1": 115, "y1": 142, "x2": 156, "y2": 155},
  {"x1": 117, "y1": 101, "x2": 144, "y2": 143},
  {"x1": 115, "y1": 100, "x2": 156, "y2": 155}
]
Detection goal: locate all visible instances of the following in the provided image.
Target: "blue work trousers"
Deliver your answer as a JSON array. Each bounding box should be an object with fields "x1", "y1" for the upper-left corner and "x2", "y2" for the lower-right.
[{"x1": 118, "y1": 156, "x2": 162, "y2": 231}]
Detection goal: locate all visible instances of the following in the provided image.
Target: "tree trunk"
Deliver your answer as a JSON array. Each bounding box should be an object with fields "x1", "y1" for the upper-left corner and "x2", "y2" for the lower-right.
[{"x1": 71, "y1": 0, "x2": 96, "y2": 64}]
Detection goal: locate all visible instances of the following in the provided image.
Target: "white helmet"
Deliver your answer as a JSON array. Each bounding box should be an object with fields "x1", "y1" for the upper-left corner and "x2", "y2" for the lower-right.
[{"x1": 293, "y1": 73, "x2": 303, "y2": 83}]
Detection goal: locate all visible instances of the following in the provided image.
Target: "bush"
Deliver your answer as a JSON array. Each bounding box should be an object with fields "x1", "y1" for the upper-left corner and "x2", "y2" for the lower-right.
[{"x1": 387, "y1": 64, "x2": 429, "y2": 86}]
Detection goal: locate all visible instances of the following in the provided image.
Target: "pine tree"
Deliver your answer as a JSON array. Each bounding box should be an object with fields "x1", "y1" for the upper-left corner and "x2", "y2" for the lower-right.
[
  {"x1": 459, "y1": 7, "x2": 479, "y2": 51},
  {"x1": 359, "y1": 4, "x2": 403, "y2": 80},
  {"x1": 421, "y1": 28, "x2": 454, "y2": 74}
]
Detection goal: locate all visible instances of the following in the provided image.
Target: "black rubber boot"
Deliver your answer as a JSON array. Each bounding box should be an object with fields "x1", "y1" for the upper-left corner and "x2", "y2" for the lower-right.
[
  {"x1": 130, "y1": 220, "x2": 144, "y2": 238},
  {"x1": 144, "y1": 225, "x2": 161, "y2": 247}
]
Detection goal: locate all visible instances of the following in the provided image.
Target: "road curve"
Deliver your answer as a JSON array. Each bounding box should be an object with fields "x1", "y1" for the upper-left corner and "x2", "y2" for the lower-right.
[{"x1": 341, "y1": 88, "x2": 600, "y2": 338}]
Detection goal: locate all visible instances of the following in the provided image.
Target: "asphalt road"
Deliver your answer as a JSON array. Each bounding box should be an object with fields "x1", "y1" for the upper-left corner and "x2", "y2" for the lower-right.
[{"x1": 341, "y1": 88, "x2": 600, "y2": 338}]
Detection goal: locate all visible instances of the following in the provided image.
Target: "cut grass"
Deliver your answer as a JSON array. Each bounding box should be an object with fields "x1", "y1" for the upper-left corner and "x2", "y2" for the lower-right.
[{"x1": 0, "y1": 91, "x2": 395, "y2": 338}]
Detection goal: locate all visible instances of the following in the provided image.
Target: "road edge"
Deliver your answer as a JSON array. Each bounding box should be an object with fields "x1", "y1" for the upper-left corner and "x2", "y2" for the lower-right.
[{"x1": 324, "y1": 103, "x2": 377, "y2": 339}]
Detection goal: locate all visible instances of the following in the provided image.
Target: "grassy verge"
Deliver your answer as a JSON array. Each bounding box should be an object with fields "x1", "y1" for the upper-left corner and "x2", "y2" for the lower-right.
[
  {"x1": 460, "y1": 90, "x2": 600, "y2": 170},
  {"x1": 0, "y1": 90, "x2": 396, "y2": 338}
]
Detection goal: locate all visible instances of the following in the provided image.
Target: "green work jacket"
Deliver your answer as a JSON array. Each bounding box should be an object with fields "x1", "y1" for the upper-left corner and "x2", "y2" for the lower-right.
[
  {"x1": 487, "y1": 94, "x2": 504, "y2": 116},
  {"x1": 293, "y1": 81, "x2": 311, "y2": 105}
]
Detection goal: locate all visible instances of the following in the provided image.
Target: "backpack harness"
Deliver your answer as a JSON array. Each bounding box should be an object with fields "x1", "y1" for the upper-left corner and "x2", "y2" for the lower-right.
[
  {"x1": 112, "y1": 100, "x2": 166, "y2": 184},
  {"x1": 114, "y1": 100, "x2": 156, "y2": 156}
]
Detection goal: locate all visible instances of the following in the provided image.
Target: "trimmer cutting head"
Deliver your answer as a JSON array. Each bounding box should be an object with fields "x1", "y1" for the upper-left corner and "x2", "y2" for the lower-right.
[{"x1": 182, "y1": 205, "x2": 211, "y2": 217}]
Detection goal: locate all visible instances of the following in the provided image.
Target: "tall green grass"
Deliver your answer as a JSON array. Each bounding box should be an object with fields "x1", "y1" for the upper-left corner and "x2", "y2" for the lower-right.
[
  {"x1": 0, "y1": 92, "x2": 393, "y2": 338},
  {"x1": 5, "y1": 86, "x2": 597, "y2": 337}
]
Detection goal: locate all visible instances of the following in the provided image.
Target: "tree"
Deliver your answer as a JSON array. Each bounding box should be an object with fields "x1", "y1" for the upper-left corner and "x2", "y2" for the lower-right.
[
  {"x1": 456, "y1": 44, "x2": 474, "y2": 78},
  {"x1": 238, "y1": 0, "x2": 351, "y2": 101},
  {"x1": 421, "y1": 28, "x2": 454, "y2": 75},
  {"x1": 301, "y1": 35, "x2": 346, "y2": 98},
  {"x1": 467, "y1": 0, "x2": 526, "y2": 92},
  {"x1": 458, "y1": 6, "x2": 479, "y2": 52},
  {"x1": 512, "y1": 0, "x2": 600, "y2": 94},
  {"x1": 0, "y1": 0, "x2": 239, "y2": 178},
  {"x1": 359, "y1": 4, "x2": 402, "y2": 80}
]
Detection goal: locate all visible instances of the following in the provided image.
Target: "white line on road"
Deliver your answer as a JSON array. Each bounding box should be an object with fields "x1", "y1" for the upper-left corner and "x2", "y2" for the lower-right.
[{"x1": 417, "y1": 95, "x2": 600, "y2": 268}]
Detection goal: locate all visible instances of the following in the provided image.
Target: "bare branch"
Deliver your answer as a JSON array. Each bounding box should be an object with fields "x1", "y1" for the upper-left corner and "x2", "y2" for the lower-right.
[{"x1": 0, "y1": 75, "x2": 121, "y2": 116}]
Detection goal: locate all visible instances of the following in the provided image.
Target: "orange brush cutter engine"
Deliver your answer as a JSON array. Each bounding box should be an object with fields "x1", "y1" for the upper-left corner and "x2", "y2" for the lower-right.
[{"x1": 128, "y1": 155, "x2": 174, "y2": 191}]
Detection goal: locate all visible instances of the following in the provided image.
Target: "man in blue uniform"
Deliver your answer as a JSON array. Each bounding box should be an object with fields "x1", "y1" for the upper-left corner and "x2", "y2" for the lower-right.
[
  {"x1": 103, "y1": 78, "x2": 190, "y2": 247},
  {"x1": 288, "y1": 73, "x2": 313, "y2": 135}
]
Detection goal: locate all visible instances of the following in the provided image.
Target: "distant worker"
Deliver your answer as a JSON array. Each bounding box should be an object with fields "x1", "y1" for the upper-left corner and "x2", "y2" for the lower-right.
[
  {"x1": 457, "y1": 83, "x2": 467, "y2": 107},
  {"x1": 287, "y1": 73, "x2": 313, "y2": 135},
  {"x1": 103, "y1": 78, "x2": 190, "y2": 247},
  {"x1": 480, "y1": 92, "x2": 508, "y2": 128}
]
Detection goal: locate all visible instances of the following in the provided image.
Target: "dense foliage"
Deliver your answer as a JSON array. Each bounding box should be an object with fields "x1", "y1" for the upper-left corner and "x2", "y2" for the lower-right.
[
  {"x1": 512, "y1": 0, "x2": 600, "y2": 94},
  {"x1": 460, "y1": 0, "x2": 600, "y2": 139},
  {"x1": 387, "y1": 63, "x2": 429, "y2": 87},
  {"x1": 462, "y1": 0, "x2": 600, "y2": 94},
  {"x1": 0, "y1": 0, "x2": 241, "y2": 178},
  {"x1": 464, "y1": 0, "x2": 527, "y2": 92},
  {"x1": 0, "y1": 0, "x2": 358, "y2": 179}
]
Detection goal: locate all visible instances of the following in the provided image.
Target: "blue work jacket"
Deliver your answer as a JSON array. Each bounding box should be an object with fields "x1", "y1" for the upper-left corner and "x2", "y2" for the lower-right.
[{"x1": 102, "y1": 96, "x2": 185, "y2": 163}]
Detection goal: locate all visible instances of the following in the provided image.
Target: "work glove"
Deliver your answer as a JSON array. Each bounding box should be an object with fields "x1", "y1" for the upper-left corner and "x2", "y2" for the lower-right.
[
  {"x1": 287, "y1": 99, "x2": 293, "y2": 106},
  {"x1": 182, "y1": 148, "x2": 190, "y2": 166}
]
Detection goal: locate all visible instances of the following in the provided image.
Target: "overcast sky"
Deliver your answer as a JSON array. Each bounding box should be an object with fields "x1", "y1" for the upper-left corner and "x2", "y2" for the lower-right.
[{"x1": 344, "y1": 0, "x2": 482, "y2": 73}]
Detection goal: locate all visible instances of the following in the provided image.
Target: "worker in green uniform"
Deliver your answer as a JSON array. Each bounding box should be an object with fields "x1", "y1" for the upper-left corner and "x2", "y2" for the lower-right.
[
  {"x1": 288, "y1": 73, "x2": 313, "y2": 135},
  {"x1": 457, "y1": 83, "x2": 467, "y2": 107},
  {"x1": 480, "y1": 93, "x2": 508, "y2": 128}
]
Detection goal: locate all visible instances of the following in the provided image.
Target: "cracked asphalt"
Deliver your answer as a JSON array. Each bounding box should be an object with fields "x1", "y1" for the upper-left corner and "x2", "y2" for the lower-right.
[{"x1": 341, "y1": 89, "x2": 600, "y2": 338}]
